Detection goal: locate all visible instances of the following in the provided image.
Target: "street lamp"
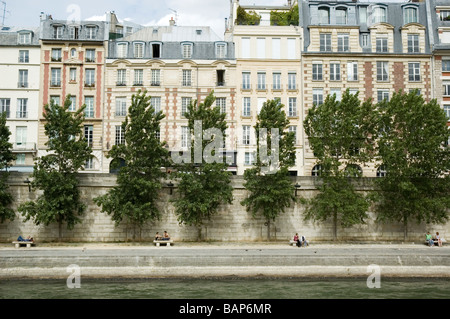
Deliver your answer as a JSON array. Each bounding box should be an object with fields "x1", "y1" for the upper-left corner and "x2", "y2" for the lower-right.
[
  {"x1": 167, "y1": 181, "x2": 174, "y2": 195},
  {"x1": 294, "y1": 182, "x2": 301, "y2": 196},
  {"x1": 24, "y1": 178, "x2": 31, "y2": 192}
]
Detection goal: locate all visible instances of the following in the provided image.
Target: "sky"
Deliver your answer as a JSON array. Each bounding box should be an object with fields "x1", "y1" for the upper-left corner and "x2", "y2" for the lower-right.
[{"x1": 1, "y1": 0, "x2": 408, "y2": 39}]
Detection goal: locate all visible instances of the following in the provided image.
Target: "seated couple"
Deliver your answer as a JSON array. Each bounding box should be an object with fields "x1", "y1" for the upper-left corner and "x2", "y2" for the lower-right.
[
  {"x1": 155, "y1": 231, "x2": 171, "y2": 241},
  {"x1": 293, "y1": 233, "x2": 308, "y2": 247}
]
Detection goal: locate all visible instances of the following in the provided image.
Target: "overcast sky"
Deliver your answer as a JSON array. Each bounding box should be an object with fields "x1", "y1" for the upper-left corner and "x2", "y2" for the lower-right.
[{"x1": 2, "y1": 0, "x2": 408, "y2": 39}]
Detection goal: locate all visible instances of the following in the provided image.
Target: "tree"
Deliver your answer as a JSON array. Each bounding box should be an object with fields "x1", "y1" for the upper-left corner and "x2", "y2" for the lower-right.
[
  {"x1": 241, "y1": 99, "x2": 296, "y2": 240},
  {"x1": 19, "y1": 96, "x2": 92, "y2": 241},
  {"x1": 0, "y1": 112, "x2": 16, "y2": 223},
  {"x1": 303, "y1": 90, "x2": 377, "y2": 240},
  {"x1": 373, "y1": 90, "x2": 450, "y2": 240},
  {"x1": 172, "y1": 91, "x2": 233, "y2": 240},
  {"x1": 94, "y1": 90, "x2": 169, "y2": 240}
]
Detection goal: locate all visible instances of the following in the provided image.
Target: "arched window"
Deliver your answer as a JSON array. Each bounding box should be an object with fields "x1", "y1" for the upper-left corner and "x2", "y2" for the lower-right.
[
  {"x1": 312, "y1": 164, "x2": 322, "y2": 177},
  {"x1": 372, "y1": 6, "x2": 387, "y2": 24},
  {"x1": 403, "y1": 7, "x2": 418, "y2": 24},
  {"x1": 345, "y1": 164, "x2": 362, "y2": 177},
  {"x1": 109, "y1": 158, "x2": 126, "y2": 174},
  {"x1": 318, "y1": 7, "x2": 330, "y2": 24},
  {"x1": 336, "y1": 7, "x2": 348, "y2": 25},
  {"x1": 376, "y1": 165, "x2": 387, "y2": 177}
]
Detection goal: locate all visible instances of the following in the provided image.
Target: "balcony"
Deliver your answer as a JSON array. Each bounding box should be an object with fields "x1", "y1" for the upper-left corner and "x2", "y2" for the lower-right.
[
  {"x1": 84, "y1": 82, "x2": 96, "y2": 88},
  {"x1": 17, "y1": 82, "x2": 28, "y2": 88},
  {"x1": 50, "y1": 81, "x2": 61, "y2": 88},
  {"x1": 133, "y1": 82, "x2": 144, "y2": 87},
  {"x1": 116, "y1": 82, "x2": 127, "y2": 87},
  {"x1": 13, "y1": 142, "x2": 36, "y2": 153},
  {"x1": 151, "y1": 81, "x2": 161, "y2": 87}
]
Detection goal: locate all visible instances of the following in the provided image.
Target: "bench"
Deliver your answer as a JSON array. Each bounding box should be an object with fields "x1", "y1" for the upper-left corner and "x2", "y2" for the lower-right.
[
  {"x1": 153, "y1": 240, "x2": 173, "y2": 247},
  {"x1": 289, "y1": 240, "x2": 296, "y2": 246},
  {"x1": 12, "y1": 241, "x2": 35, "y2": 248}
]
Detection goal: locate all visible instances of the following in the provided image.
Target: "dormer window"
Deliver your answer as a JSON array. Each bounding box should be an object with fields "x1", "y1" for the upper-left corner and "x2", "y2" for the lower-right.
[
  {"x1": 117, "y1": 43, "x2": 128, "y2": 58},
  {"x1": 134, "y1": 42, "x2": 144, "y2": 58},
  {"x1": 318, "y1": 7, "x2": 330, "y2": 24},
  {"x1": 182, "y1": 43, "x2": 193, "y2": 59},
  {"x1": 440, "y1": 10, "x2": 450, "y2": 21},
  {"x1": 18, "y1": 32, "x2": 31, "y2": 44},
  {"x1": 151, "y1": 42, "x2": 161, "y2": 58},
  {"x1": 403, "y1": 7, "x2": 418, "y2": 24},
  {"x1": 69, "y1": 26, "x2": 80, "y2": 39},
  {"x1": 372, "y1": 7, "x2": 387, "y2": 24},
  {"x1": 86, "y1": 26, "x2": 97, "y2": 40},
  {"x1": 53, "y1": 25, "x2": 64, "y2": 39},
  {"x1": 336, "y1": 7, "x2": 347, "y2": 25},
  {"x1": 215, "y1": 42, "x2": 227, "y2": 59}
]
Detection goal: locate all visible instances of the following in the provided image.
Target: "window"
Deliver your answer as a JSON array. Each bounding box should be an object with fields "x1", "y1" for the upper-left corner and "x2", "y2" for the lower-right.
[
  {"x1": 69, "y1": 26, "x2": 79, "y2": 40},
  {"x1": 85, "y1": 157, "x2": 94, "y2": 170},
  {"x1": 85, "y1": 49, "x2": 95, "y2": 62},
  {"x1": 50, "y1": 96, "x2": 60, "y2": 106},
  {"x1": 273, "y1": 72, "x2": 281, "y2": 90},
  {"x1": 362, "y1": 34, "x2": 369, "y2": 47},
  {"x1": 444, "y1": 84, "x2": 450, "y2": 96},
  {"x1": 376, "y1": 37, "x2": 388, "y2": 53},
  {"x1": 242, "y1": 126, "x2": 251, "y2": 145},
  {"x1": 330, "y1": 88, "x2": 342, "y2": 102},
  {"x1": 69, "y1": 96, "x2": 76, "y2": 112},
  {"x1": 312, "y1": 165, "x2": 322, "y2": 177},
  {"x1": 151, "y1": 97, "x2": 161, "y2": 114},
  {"x1": 440, "y1": 10, "x2": 450, "y2": 21},
  {"x1": 182, "y1": 43, "x2": 193, "y2": 59},
  {"x1": 152, "y1": 43, "x2": 161, "y2": 58},
  {"x1": 242, "y1": 97, "x2": 251, "y2": 117},
  {"x1": 257, "y1": 72, "x2": 266, "y2": 90},
  {"x1": 336, "y1": 7, "x2": 347, "y2": 25},
  {"x1": 115, "y1": 97, "x2": 127, "y2": 117},
  {"x1": 288, "y1": 98, "x2": 297, "y2": 117},
  {"x1": 151, "y1": 69, "x2": 161, "y2": 86},
  {"x1": 19, "y1": 50, "x2": 29, "y2": 63},
  {"x1": 217, "y1": 70, "x2": 225, "y2": 87},
  {"x1": 313, "y1": 89, "x2": 324, "y2": 106},
  {"x1": 71, "y1": 48, "x2": 77, "y2": 58},
  {"x1": 51, "y1": 48, "x2": 62, "y2": 62},
  {"x1": 287, "y1": 38, "x2": 296, "y2": 59},
  {"x1": 244, "y1": 152, "x2": 255, "y2": 166},
  {"x1": 443, "y1": 61, "x2": 450, "y2": 72},
  {"x1": 407, "y1": 34, "x2": 420, "y2": 53},
  {"x1": 318, "y1": 7, "x2": 330, "y2": 24},
  {"x1": 84, "y1": 97, "x2": 94, "y2": 118},
  {"x1": 444, "y1": 105, "x2": 450, "y2": 120},
  {"x1": 330, "y1": 63, "x2": 341, "y2": 81},
  {"x1": 18, "y1": 32, "x2": 31, "y2": 44},
  {"x1": 86, "y1": 26, "x2": 97, "y2": 40},
  {"x1": 272, "y1": 38, "x2": 281, "y2": 59},
  {"x1": 182, "y1": 70, "x2": 192, "y2": 86},
  {"x1": 257, "y1": 38, "x2": 266, "y2": 59},
  {"x1": 345, "y1": 164, "x2": 362, "y2": 177},
  {"x1": 289, "y1": 126, "x2": 297, "y2": 144},
  {"x1": 347, "y1": 62, "x2": 358, "y2": 81},
  {"x1": 181, "y1": 126, "x2": 189, "y2": 148},
  {"x1": 408, "y1": 62, "x2": 420, "y2": 82},
  {"x1": 216, "y1": 43, "x2": 226, "y2": 58},
  {"x1": 85, "y1": 69, "x2": 95, "y2": 87},
  {"x1": 117, "y1": 69, "x2": 126, "y2": 86},
  {"x1": 216, "y1": 98, "x2": 226, "y2": 114},
  {"x1": 51, "y1": 68, "x2": 61, "y2": 87},
  {"x1": 117, "y1": 43, "x2": 128, "y2": 58},
  {"x1": 0, "y1": 99, "x2": 10, "y2": 118},
  {"x1": 373, "y1": 7, "x2": 387, "y2": 23},
  {"x1": 312, "y1": 62, "x2": 323, "y2": 81},
  {"x1": 53, "y1": 26, "x2": 63, "y2": 39},
  {"x1": 17, "y1": 99, "x2": 27, "y2": 118},
  {"x1": 241, "y1": 37, "x2": 250, "y2": 59},
  {"x1": 288, "y1": 73, "x2": 296, "y2": 90},
  {"x1": 84, "y1": 125, "x2": 93, "y2": 147},
  {"x1": 403, "y1": 7, "x2": 418, "y2": 24},
  {"x1": 320, "y1": 34, "x2": 332, "y2": 52},
  {"x1": 377, "y1": 165, "x2": 387, "y2": 177},
  {"x1": 257, "y1": 98, "x2": 265, "y2": 115},
  {"x1": 16, "y1": 127, "x2": 27, "y2": 146},
  {"x1": 115, "y1": 126, "x2": 125, "y2": 145},
  {"x1": 18, "y1": 70, "x2": 28, "y2": 88},
  {"x1": 69, "y1": 68, "x2": 77, "y2": 82},
  {"x1": 134, "y1": 43, "x2": 144, "y2": 58},
  {"x1": 134, "y1": 69, "x2": 144, "y2": 86},
  {"x1": 377, "y1": 90, "x2": 390, "y2": 102},
  {"x1": 359, "y1": 7, "x2": 368, "y2": 24},
  {"x1": 16, "y1": 154, "x2": 26, "y2": 165},
  {"x1": 242, "y1": 72, "x2": 251, "y2": 90},
  {"x1": 181, "y1": 97, "x2": 192, "y2": 117},
  {"x1": 337, "y1": 34, "x2": 349, "y2": 52},
  {"x1": 377, "y1": 61, "x2": 389, "y2": 81}
]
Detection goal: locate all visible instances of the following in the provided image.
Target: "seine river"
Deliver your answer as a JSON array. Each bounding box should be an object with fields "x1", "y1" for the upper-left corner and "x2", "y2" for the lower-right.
[{"x1": 1, "y1": 277, "x2": 450, "y2": 299}]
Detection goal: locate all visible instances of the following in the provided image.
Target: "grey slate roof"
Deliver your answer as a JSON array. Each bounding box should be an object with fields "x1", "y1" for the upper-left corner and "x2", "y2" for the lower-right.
[{"x1": 0, "y1": 27, "x2": 40, "y2": 46}]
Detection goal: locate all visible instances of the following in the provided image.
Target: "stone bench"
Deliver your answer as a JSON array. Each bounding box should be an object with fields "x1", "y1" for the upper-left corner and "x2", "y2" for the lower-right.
[
  {"x1": 289, "y1": 240, "x2": 296, "y2": 246},
  {"x1": 12, "y1": 241, "x2": 35, "y2": 248},
  {"x1": 153, "y1": 240, "x2": 174, "y2": 247}
]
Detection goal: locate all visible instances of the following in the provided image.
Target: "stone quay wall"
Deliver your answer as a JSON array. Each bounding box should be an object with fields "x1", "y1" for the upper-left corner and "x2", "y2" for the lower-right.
[{"x1": 0, "y1": 172, "x2": 448, "y2": 243}]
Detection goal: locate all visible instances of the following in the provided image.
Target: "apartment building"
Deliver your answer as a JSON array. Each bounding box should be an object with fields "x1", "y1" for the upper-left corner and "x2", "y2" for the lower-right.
[
  {"x1": 225, "y1": 0, "x2": 304, "y2": 176},
  {"x1": 37, "y1": 14, "x2": 107, "y2": 172},
  {"x1": 0, "y1": 26, "x2": 40, "y2": 172},
  {"x1": 105, "y1": 15, "x2": 237, "y2": 173},
  {"x1": 300, "y1": 0, "x2": 432, "y2": 177}
]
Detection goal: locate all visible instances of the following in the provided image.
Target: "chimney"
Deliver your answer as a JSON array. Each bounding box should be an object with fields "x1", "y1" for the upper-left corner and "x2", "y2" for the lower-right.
[{"x1": 169, "y1": 17, "x2": 176, "y2": 26}]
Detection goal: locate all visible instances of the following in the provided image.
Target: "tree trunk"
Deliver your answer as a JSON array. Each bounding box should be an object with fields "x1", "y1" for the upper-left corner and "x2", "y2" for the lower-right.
[
  {"x1": 267, "y1": 220, "x2": 271, "y2": 241},
  {"x1": 58, "y1": 219, "x2": 62, "y2": 243},
  {"x1": 333, "y1": 210, "x2": 338, "y2": 241},
  {"x1": 403, "y1": 217, "x2": 408, "y2": 242},
  {"x1": 197, "y1": 226, "x2": 202, "y2": 242}
]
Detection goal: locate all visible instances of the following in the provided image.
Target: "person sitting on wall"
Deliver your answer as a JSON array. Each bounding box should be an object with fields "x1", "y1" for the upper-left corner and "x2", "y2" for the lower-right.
[
  {"x1": 162, "y1": 231, "x2": 170, "y2": 241},
  {"x1": 425, "y1": 232, "x2": 434, "y2": 247},
  {"x1": 154, "y1": 232, "x2": 162, "y2": 241},
  {"x1": 434, "y1": 232, "x2": 443, "y2": 247},
  {"x1": 300, "y1": 235, "x2": 309, "y2": 247},
  {"x1": 294, "y1": 233, "x2": 301, "y2": 247}
]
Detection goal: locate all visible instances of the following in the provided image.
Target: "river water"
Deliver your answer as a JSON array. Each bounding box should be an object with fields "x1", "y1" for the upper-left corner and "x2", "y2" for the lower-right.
[{"x1": 1, "y1": 277, "x2": 449, "y2": 299}]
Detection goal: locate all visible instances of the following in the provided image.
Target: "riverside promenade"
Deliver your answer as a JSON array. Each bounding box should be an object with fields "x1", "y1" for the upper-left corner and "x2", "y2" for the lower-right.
[{"x1": 0, "y1": 242, "x2": 449, "y2": 279}]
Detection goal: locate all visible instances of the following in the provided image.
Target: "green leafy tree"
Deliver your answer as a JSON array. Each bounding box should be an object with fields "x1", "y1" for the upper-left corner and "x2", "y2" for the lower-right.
[
  {"x1": 303, "y1": 90, "x2": 377, "y2": 240},
  {"x1": 172, "y1": 91, "x2": 233, "y2": 240},
  {"x1": 0, "y1": 112, "x2": 16, "y2": 223},
  {"x1": 94, "y1": 90, "x2": 169, "y2": 241},
  {"x1": 373, "y1": 90, "x2": 450, "y2": 240},
  {"x1": 241, "y1": 99, "x2": 296, "y2": 240},
  {"x1": 18, "y1": 96, "x2": 92, "y2": 241}
]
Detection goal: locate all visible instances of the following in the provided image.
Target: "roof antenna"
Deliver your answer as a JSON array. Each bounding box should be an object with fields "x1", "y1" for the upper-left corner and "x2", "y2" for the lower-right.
[
  {"x1": 0, "y1": 1, "x2": 10, "y2": 27},
  {"x1": 169, "y1": 8, "x2": 178, "y2": 25}
]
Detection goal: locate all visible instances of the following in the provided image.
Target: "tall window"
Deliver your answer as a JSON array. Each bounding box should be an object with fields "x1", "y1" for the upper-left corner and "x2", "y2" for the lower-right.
[
  {"x1": 51, "y1": 48, "x2": 62, "y2": 62},
  {"x1": 117, "y1": 43, "x2": 128, "y2": 58},
  {"x1": 216, "y1": 43, "x2": 226, "y2": 58},
  {"x1": 115, "y1": 126, "x2": 125, "y2": 145},
  {"x1": 85, "y1": 69, "x2": 95, "y2": 87},
  {"x1": 17, "y1": 99, "x2": 28, "y2": 118},
  {"x1": 330, "y1": 63, "x2": 341, "y2": 81},
  {"x1": 403, "y1": 7, "x2": 418, "y2": 24},
  {"x1": 377, "y1": 90, "x2": 389, "y2": 102},
  {"x1": 273, "y1": 72, "x2": 281, "y2": 90},
  {"x1": 69, "y1": 96, "x2": 76, "y2": 112},
  {"x1": 330, "y1": 88, "x2": 342, "y2": 102},
  {"x1": 134, "y1": 69, "x2": 144, "y2": 86},
  {"x1": 336, "y1": 8, "x2": 347, "y2": 25},
  {"x1": 337, "y1": 34, "x2": 349, "y2": 52},
  {"x1": 320, "y1": 33, "x2": 332, "y2": 52},
  {"x1": 444, "y1": 84, "x2": 450, "y2": 96},
  {"x1": 84, "y1": 125, "x2": 93, "y2": 147},
  {"x1": 242, "y1": 97, "x2": 251, "y2": 117},
  {"x1": 216, "y1": 97, "x2": 227, "y2": 114},
  {"x1": 373, "y1": 7, "x2": 387, "y2": 23},
  {"x1": 117, "y1": 69, "x2": 126, "y2": 86},
  {"x1": 70, "y1": 68, "x2": 77, "y2": 82},
  {"x1": 53, "y1": 26, "x2": 63, "y2": 39},
  {"x1": 86, "y1": 27, "x2": 97, "y2": 40},
  {"x1": 408, "y1": 62, "x2": 421, "y2": 82},
  {"x1": 242, "y1": 72, "x2": 251, "y2": 90},
  {"x1": 313, "y1": 89, "x2": 324, "y2": 106},
  {"x1": 312, "y1": 165, "x2": 322, "y2": 177},
  {"x1": 19, "y1": 50, "x2": 29, "y2": 63},
  {"x1": 289, "y1": 126, "x2": 297, "y2": 144},
  {"x1": 16, "y1": 127, "x2": 27, "y2": 146},
  {"x1": 151, "y1": 97, "x2": 161, "y2": 114},
  {"x1": 51, "y1": 68, "x2": 61, "y2": 87},
  {"x1": 85, "y1": 49, "x2": 96, "y2": 62},
  {"x1": 0, "y1": 99, "x2": 10, "y2": 118},
  {"x1": 377, "y1": 61, "x2": 389, "y2": 81},
  {"x1": 359, "y1": 7, "x2": 368, "y2": 24},
  {"x1": 244, "y1": 152, "x2": 255, "y2": 166},
  {"x1": 18, "y1": 32, "x2": 31, "y2": 44},
  {"x1": 181, "y1": 97, "x2": 192, "y2": 117},
  {"x1": 288, "y1": 73, "x2": 296, "y2": 90},
  {"x1": 242, "y1": 125, "x2": 251, "y2": 145},
  {"x1": 152, "y1": 43, "x2": 161, "y2": 58},
  {"x1": 84, "y1": 97, "x2": 94, "y2": 118},
  {"x1": 443, "y1": 61, "x2": 450, "y2": 72},
  {"x1": 115, "y1": 97, "x2": 127, "y2": 117},
  {"x1": 407, "y1": 34, "x2": 420, "y2": 53},
  {"x1": 318, "y1": 7, "x2": 330, "y2": 24},
  {"x1": 257, "y1": 72, "x2": 266, "y2": 90},
  {"x1": 181, "y1": 126, "x2": 189, "y2": 148},
  {"x1": 182, "y1": 70, "x2": 191, "y2": 86},
  {"x1": 376, "y1": 37, "x2": 388, "y2": 53},
  {"x1": 18, "y1": 70, "x2": 28, "y2": 88},
  {"x1": 312, "y1": 62, "x2": 323, "y2": 81},
  {"x1": 69, "y1": 26, "x2": 79, "y2": 40},
  {"x1": 288, "y1": 98, "x2": 297, "y2": 117},
  {"x1": 444, "y1": 105, "x2": 450, "y2": 120},
  {"x1": 182, "y1": 43, "x2": 193, "y2": 59},
  {"x1": 347, "y1": 62, "x2": 358, "y2": 81},
  {"x1": 134, "y1": 43, "x2": 144, "y2": 58},
  {"x1": 151, "y1": 69, "x2": 161, "y2": 86}
]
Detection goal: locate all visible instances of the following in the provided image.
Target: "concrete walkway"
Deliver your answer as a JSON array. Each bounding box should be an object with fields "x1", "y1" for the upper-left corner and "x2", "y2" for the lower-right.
[{"x1": 1, "y1": 242, "x2": 449, "y2": 279}]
